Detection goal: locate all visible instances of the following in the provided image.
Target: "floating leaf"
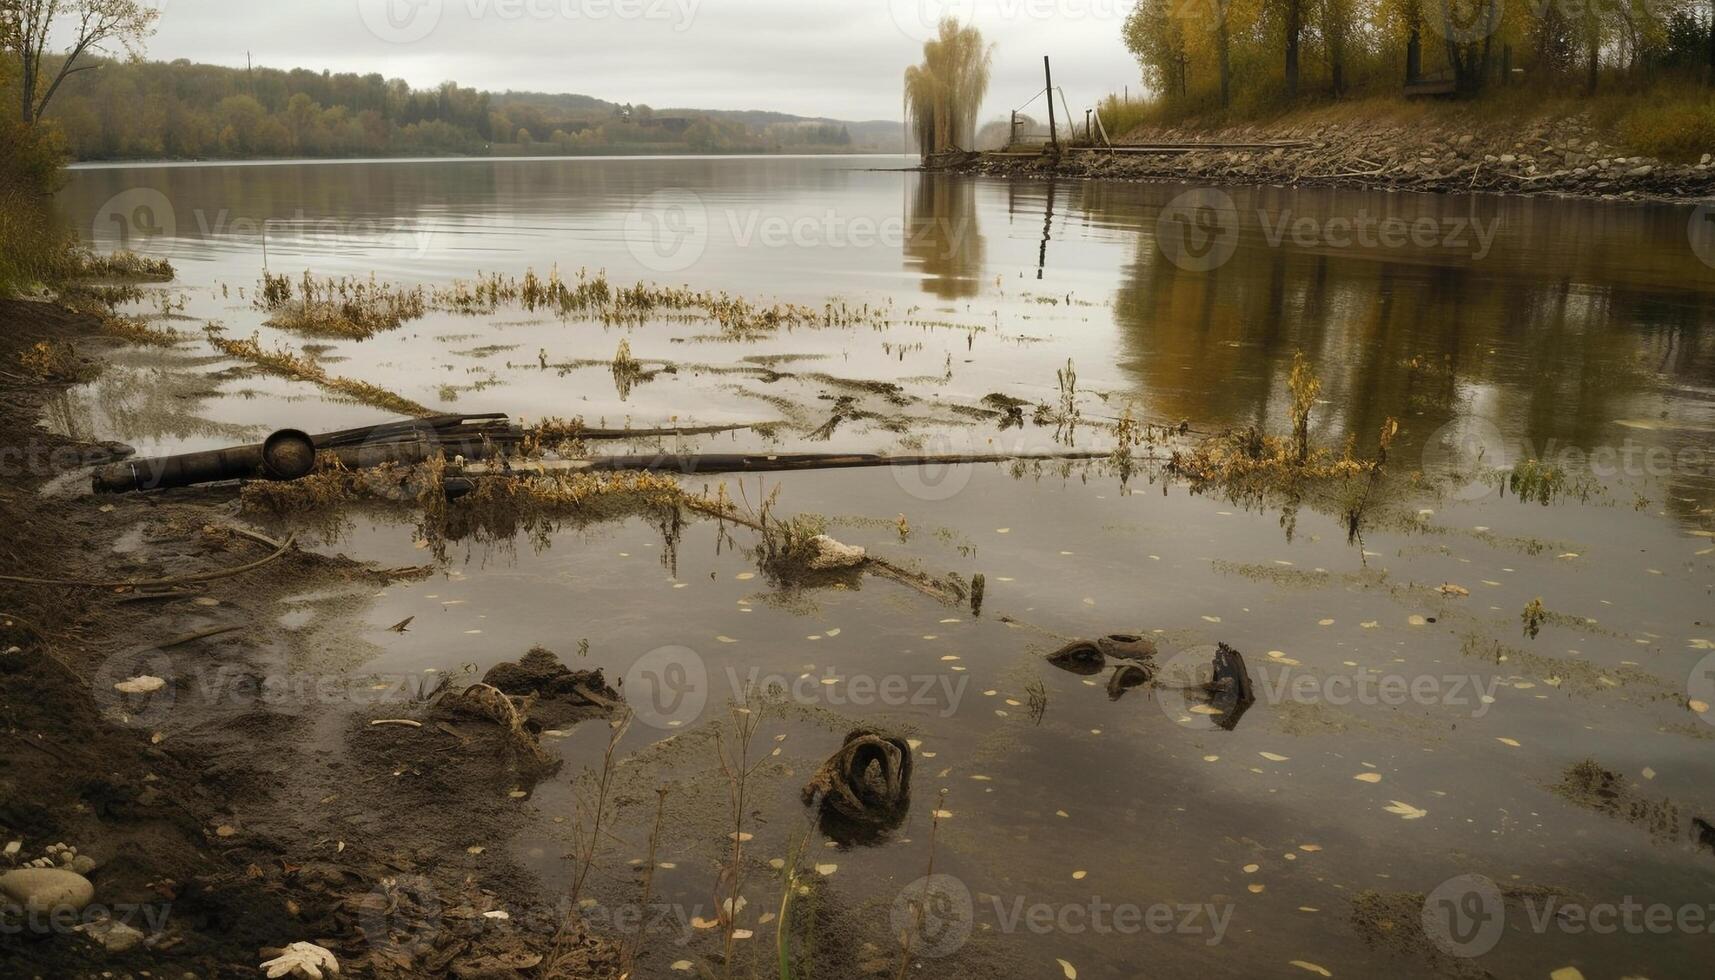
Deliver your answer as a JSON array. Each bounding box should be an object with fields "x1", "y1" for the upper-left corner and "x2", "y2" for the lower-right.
[
  {"x1": 1057, "y1": 959, "x2": 1077, "y2": 979},
  {"x1": 1495, "y1": 737, "x2": 1521, "y2": 748},
  {"x1": 815, "y1": 863, "x2": 838, "y2": 876},
  {"x1": 1353, "y1": 773, "x2": 1383, "y2": 783},
  {"x1": 1259, "y1": 752, "x2": 1290, "y2": 762},
  {"x1": 1290, "y1": 962, "x2": 1332, "y2": 977},
  {"x1": 1383, "y1": 801, "x2": 1428, "y2": 820}
]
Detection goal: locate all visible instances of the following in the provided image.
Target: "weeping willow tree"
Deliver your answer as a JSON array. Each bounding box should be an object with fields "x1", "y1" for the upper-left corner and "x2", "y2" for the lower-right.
[{"x1": 903, "y1": 19, "x2": 993, "y2": 159}]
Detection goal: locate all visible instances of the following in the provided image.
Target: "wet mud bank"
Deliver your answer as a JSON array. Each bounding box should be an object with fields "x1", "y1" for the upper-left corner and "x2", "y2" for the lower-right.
[{"x1": 0, "y1": 299, "x2": 616, "y2": 978}]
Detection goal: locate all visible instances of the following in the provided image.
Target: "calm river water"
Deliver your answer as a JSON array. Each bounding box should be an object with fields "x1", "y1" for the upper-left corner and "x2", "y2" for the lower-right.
[{"x1": 53, "y1": 156, "x2": 1715, "y2": 979}]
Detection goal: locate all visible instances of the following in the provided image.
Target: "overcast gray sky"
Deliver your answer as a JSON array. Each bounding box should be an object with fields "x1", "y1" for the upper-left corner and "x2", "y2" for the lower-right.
[{"x1": 138, "y1": 0, "x2": 1143, "y2": 123}]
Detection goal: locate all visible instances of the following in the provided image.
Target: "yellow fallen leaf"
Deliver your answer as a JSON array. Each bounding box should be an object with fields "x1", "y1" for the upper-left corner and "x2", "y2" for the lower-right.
[
  {"x1": 814, "y1": 863, "x2": 837, "y2": 876},
  {"x1": 1549, "y1": 969, "x2": 1585, "y2": 980},
  {"x1": 1072, "y1": 870, "x2": 1087, "y2": 880},
  {"x1": 1383, "y1": 800, "x2": 1428, "y2": 820},
  {"x1": 1260, "y1": 752, "x2": 1290, "y2": 762},
  {"x1": 1691, "y1": 700, "x2": 1711, "y2": 714},
  {"x1": 1496, "y1": 737, "x2": 1521, "y2": 747},
  {"x1": 1298, "y1": 844, "x2": 1322, "y2": 852},
  {"x1": 1290, "y1": 962, "x2": 1332, "y2": 977},
  {"x1": 1056, "y1": 959, "x2": 1077, "y2": 979},
  {"x1": 1353, "y1": 773, "x2": 1383, "y2": 783}
]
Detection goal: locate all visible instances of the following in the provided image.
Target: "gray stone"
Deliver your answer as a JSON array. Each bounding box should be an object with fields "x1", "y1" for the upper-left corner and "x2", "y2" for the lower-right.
[
  {"x1": 0, "y1": 868, "x2": 95, "y2": 915},
  {"x1": 79, "y1": 918, "x2": 146, "y2": 954}
]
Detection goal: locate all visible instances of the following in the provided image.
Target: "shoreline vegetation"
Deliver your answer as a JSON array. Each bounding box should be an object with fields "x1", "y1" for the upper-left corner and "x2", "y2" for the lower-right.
[
  {"x1": 896, "y1": 2, "x2": 1715, "y2": 202},
  {"x1": 948, "y1": 94, "x2": 1715, "y2": 202}
]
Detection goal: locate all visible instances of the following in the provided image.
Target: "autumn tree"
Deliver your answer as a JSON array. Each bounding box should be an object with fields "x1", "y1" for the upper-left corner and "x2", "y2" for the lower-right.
[
  {"x1": 5, "y1": 0, "x2": 158, "y2": 124},
  {"x1": 903, "y1": 18, "x2": 994, "y2": 157}
]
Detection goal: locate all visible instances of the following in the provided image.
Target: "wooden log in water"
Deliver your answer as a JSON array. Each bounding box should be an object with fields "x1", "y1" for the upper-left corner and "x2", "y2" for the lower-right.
[{"x1": 451, "y1": 449, "x2": 1130, "y2": 480}]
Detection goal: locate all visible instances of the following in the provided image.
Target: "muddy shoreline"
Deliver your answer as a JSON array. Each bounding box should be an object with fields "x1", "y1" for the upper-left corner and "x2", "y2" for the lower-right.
[
  {"x1": 0, "y1": 299, "x2": 613, "y2": 978},
  {"x1": 950, "y1": 115, "x2": 1715, "y2": 205}
]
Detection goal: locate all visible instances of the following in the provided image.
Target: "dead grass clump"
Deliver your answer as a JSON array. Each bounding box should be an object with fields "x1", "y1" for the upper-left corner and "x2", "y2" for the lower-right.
[
  {"x1": 100, "y1": 313, "x2": 188, "y2": 347},
  {"x1": 430, "y1": 265, "x2": 890, "y2": 337},
  {"x1": 205, "y1": 327, "x2": 433, "y2": 417},
  {"x1": 522, "y1": 416, "x2": 589, "y2": 457},
  {"x1": 16, "y1": 341, "x2": 98, "y2": 383},
  {"x1": 70, "y1": 249, "x2": 175, "y2": 282},
  {"x1": 257, "y1": 272, "x2": 427, "y2": 340},
  {"x1": 1169, "y1": 427, "x2": 1370, "y2": 492},
  {"x1": 435, "y1": 470, "x2": 689, "y2": 552}
]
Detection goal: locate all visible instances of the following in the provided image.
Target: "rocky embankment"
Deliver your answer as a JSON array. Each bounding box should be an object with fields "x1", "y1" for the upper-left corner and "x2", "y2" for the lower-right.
[{"x1": 959, "y1": 114, "x2": 1715, "y2": 202}]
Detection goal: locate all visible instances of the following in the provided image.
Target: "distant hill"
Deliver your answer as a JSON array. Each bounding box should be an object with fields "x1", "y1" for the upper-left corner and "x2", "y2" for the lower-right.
[{"x1": 40, "y1": 58, "x2": 904, "y2": 160}]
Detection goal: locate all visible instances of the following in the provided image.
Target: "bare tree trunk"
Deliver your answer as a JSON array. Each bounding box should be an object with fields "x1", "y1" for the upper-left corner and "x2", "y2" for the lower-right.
[
  {"x1": 1285, "y1": 0, "x2": 1302, "y2": 99},
  {"x1": 1219, "y1": 22, "x2": 1232, "y2": 107}
]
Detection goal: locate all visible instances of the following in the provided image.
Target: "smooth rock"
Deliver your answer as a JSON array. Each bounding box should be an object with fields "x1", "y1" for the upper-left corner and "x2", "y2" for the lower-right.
[
  {"x1": 79, "y1": 918, "x2": 146, "y2": 953},
  {"x1": 0, "y1": 867, "x2": 95, "y2": 915}
]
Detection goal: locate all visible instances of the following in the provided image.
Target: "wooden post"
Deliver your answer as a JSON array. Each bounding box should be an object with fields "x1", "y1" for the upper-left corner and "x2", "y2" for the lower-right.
[
  {"x1": 1044, "y1": 56, "x2": 1059, "y2": 154},
  {"x1": 1084, "y1": 109, "x2": 1092, "y2": 143}
]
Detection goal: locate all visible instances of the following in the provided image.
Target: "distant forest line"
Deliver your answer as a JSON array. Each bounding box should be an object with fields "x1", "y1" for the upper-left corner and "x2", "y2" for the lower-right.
[{"x1": 36, "y1": 56, "x2": 905, "y2": 161}]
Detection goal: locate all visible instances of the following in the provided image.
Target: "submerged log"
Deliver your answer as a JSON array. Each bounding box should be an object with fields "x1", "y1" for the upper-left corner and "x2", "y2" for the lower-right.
[
  {"x1": 451, "y1": 449, "x2": 1115, "y2": 480},
  {"x1": 802, "y1": 729, "x2": 914, "y2": 841},
  {"x1": 92, "y1": 415, "x2": 521, "y2": 494}
]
